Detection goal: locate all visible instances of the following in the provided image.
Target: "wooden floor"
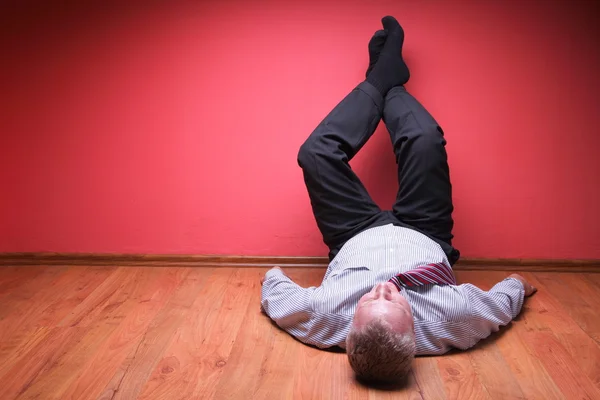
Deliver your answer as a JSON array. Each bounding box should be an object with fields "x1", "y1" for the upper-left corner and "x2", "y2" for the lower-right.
[{"x1": 0, "y1": 266, "x2": 599, "y2": 400}]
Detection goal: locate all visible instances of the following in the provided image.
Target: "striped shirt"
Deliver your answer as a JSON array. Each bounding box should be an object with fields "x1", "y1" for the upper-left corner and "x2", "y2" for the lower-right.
[{"x1": 261, "y1": 224, "x2": 525, "y2": 355}]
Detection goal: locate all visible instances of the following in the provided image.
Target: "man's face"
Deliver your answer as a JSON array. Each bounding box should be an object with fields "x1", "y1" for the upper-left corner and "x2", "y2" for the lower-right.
[{"x1": 352, "y1": 282, "x2": 414, "y2": 334}]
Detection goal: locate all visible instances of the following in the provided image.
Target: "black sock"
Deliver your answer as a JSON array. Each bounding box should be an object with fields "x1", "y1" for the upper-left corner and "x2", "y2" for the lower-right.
[
  {"x1": 366, "y1": 16, "x2": 410, "y2": 96},
  {"x1": 366, "y1": 30, "x2": 387, "y2": 78}
]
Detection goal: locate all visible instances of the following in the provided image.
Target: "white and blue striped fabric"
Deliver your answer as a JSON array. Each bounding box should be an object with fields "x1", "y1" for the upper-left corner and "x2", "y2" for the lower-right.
[{"x1": 261, "y1": 224, "x2": 525, "y2": 355}]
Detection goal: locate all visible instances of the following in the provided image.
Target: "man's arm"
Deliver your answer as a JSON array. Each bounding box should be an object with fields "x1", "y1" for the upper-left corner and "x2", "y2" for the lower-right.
[
  {"x1": 463, "y1": 274, "x2": 536, "y2": 346},
  {"x1": 261, "y1": 267, "x2": 352, "y2": 349},
  {"x1": 260, "y1": 267, "x2": 318, "y2": 345}
]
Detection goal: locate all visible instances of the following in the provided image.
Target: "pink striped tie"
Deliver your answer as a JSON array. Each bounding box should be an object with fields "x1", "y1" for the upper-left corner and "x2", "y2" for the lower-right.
[{"x1": 389, "y1": 262, "x2": 456, "y2": 289}]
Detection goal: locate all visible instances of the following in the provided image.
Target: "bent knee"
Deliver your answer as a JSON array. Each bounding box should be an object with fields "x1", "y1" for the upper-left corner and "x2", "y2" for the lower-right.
[
  {"x1": 411, "y1": 126, "x2": 447, "y2": 151},
  {"x1": 297, "y1": 138, "x2": 316, "y2": 168},
  {"x1": 298, "y1": 133, "x2": 328, "y2": 168}
]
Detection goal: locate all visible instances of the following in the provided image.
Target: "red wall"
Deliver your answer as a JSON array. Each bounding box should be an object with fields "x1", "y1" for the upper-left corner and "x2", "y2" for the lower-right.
[{"x1": 2, "y1": 0, "x2": 599, "y2": 259}]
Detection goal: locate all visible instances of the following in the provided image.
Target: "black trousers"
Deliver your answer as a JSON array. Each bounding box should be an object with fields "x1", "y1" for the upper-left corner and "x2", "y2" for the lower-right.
[{"x1": 298, "y1": 82, "x2": 460, "y2": 265}]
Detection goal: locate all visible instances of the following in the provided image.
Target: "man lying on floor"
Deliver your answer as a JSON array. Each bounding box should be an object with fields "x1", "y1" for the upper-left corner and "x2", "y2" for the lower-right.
[{"x1": 260, "y1": 16, "x2": 537, "y2": 384}]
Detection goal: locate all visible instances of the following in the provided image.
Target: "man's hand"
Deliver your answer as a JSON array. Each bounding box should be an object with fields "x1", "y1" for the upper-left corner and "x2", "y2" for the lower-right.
[
  {"x1": 260, "y1": 266, "x2": 285, "y2": 286},
  {"x1": 260, "y1": 267, "x2": 288, "y2": 314},
  {"x1": 508, "y1": 273, "x2": 537, "y2": 296}
]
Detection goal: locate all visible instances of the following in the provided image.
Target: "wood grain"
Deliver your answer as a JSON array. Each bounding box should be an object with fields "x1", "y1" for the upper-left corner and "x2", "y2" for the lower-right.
[
  {"x1": 533, "y1": 272, "x2": 600, "y2": 344},
  {"x1": 412, "y1": 357, "x2": 447, "y2": 400},
  {"x1": 0, "y1": 327, "x2": 87, "y2": 399},
  {"x1": 211, "y1": 268, "x2": 276, "y2": 399},
  {"x1": 0, "y1": 266, "x2": 598, "y2": 400},
  {"x1": 0, "y1": 327, "x2": 52, "y2": 384},
  {"x1": 528, "y1": 331, "x2": 600, "y2": 400},
  {"x1": 463, "y1": 272, "x2": 564, "y2": 400},
  {"x1": 0, "y1": 266, "x2": 68, "y2": 322},
  {"x1": 585, "y1": 273, "x2": 600, "y2": 288},
  {"x1": 522, "y1": 273, "x2": 600, "y2": 392},
  {"x1": 0, "y1": 266, "x2": 46, "y2": 304},
  {"x1": 60, "y1": 268, "x2": 188, "y2": 400},
  {"x1": 135, "y1": 268, "x2": 255, "y2": 400},
  {"x1": 495, "y1": 330, "x2": 565, "y2": 400},
  {"x1": 99, "y1": 267, "x2": 215, "y2": 400},
  {"x1": 468, "y1": 341, "x2": 527, "y2": 400},
  {"x1": 436, "y1": 353, "x2": 491, "y2": 400},
  {"x1": 252, "y1": 329, "x2": 303, "y2": 400},
  {"x1": 14, "y1": 267, "x2": 165, "y2": 400}
]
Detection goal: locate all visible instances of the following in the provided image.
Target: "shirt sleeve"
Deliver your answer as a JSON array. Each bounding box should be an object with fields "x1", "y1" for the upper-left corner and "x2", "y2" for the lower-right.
[
  {"x1": 463, "y1": 277, "x2": 526, "y2": 346},
  {"x1": 260, "y1": 268, "x2": 352, "y2": 349},
  {"x1": 260, "y1": 268, "x2": 317, "y2": 342}
]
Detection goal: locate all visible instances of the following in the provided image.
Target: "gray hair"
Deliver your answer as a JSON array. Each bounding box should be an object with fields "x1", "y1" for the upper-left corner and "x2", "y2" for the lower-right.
[{"x1": 346, "y1": 317, "x2": 416, "y2": 383}]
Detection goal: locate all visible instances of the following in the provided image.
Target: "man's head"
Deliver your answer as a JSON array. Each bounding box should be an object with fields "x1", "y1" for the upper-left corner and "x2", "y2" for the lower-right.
[{"x1": 346, "y1": 282, "x2": 416, "y2": 383}]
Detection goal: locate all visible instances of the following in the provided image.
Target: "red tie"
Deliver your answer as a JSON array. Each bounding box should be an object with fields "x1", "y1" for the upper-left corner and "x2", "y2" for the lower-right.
[{"x1": 389, "y1": 262, "x2": 456, "y2": 289}]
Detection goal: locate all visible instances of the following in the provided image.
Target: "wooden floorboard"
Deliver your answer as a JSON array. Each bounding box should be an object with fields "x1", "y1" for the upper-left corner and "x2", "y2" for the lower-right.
[{"x1": 0, "y1": 266, "x2": 598, "y2": 400}]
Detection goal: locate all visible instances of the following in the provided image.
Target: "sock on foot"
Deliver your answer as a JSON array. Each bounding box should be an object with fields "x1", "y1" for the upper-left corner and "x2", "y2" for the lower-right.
[
  {"x1": 366, "y1": 30, "x2": 387, "y2": 78},
  {"x1": 366, "y1": 16, "x2": 410, "y2": 95}
]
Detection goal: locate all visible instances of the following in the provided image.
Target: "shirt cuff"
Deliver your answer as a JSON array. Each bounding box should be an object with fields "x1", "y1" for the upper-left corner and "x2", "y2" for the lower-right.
[
  {"x1": 504, "y1": 277, "x2": 525, "y2": 290},
  {"x1": 265, "y1": 267, "x2": 287, "y2": 281},
  {"x1": 500, "y1": 278, "x2": 526, "y2": 318},
  {"x1": 356, "y1": 81, "x2": 384, "y2": 111}
]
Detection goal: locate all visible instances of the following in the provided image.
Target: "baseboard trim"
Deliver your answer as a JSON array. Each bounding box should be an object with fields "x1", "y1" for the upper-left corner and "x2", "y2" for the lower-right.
[
  {"x1": 0, "y1": 253, "x2": 331, "y2": 268},
  {"x1": 1, "y1": 252, "x2": 599, "y2": 272}
]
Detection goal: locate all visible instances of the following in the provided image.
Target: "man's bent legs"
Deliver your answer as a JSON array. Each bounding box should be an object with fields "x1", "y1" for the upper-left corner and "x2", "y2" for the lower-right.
[
  {"x1": 383, "y1": 87, "x2": 460, "y2": 264},
  {"x1": 298, "y1": 82, "x2": 393, "y2": 260}
]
